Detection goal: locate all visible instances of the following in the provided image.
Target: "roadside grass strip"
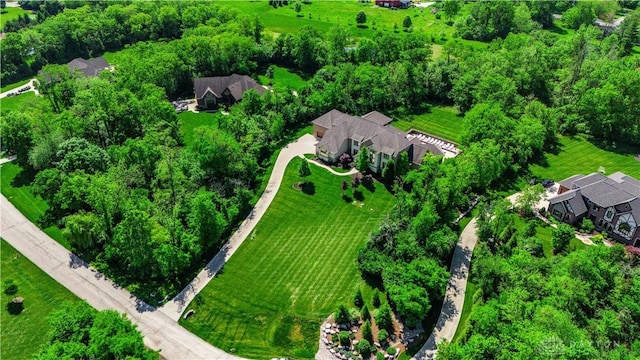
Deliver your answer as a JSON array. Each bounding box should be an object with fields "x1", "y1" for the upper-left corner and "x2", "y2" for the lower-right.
[
  {"x1": 180, "y1": 157, "x2": 396, "y2": 359},
  {"x1": 0, "y1": 239, "x2": 79, "y2": 360}
]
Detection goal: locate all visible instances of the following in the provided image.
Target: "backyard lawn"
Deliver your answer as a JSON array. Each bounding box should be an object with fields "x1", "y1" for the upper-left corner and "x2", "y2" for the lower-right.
[
  {"x1": 0, "y1": 91, "x2": 37, "y2": 116},
  {"x1": 531, "y1": 135, "x2": 640, "y2": 181},
  {"x1": 180, "y1": 157, "x2": 396, "y2": 359},
  {"x1": 1, "y1": 240, "x2": 79, "y2": 360},
  {"x1": 0, "y1": 162, "x2": 68, "y2": 248},
  {"x1": 178, "y1": 111, "x2": 221, "y2": 147},
  {"x1": 258, "y1": 65, "x2": 308, "y2": 90},
  {"x1": 392, "y1": 106, "x2": 464, "y2": 143}
]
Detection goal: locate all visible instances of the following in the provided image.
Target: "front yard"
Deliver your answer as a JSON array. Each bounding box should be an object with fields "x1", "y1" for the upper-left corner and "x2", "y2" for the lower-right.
[{"x1": 180, "y1": 157, "x2": 396, "y2": 359}]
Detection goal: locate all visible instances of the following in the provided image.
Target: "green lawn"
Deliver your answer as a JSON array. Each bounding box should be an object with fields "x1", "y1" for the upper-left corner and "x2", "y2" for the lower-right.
[
  {"x1": 223, "y1": 0, "x2": 472, "y2": 43},
  {"x1": 258, "y1": 65, "x2": 308, "y2": 90},
  {"x1": 451, "y1": 282, "x2": 478, "y2": 344},
  {"x1": 178, "y1": 111, "x2": 221, "y2": 147},
  {"x1": 392, "y1": 105, "x2": 464, "y2": 143},
  {"x1": 0, "y1": 91, "x2": 37, "y2": 117},
  {"x1": 531, "y1": 135, "x2": 640, "y2": 181},
  {"x1": 1, "y1": 240, "x2": 79, "y2": 360},
  {"x1": 0, "y1": 78, "x2": 31, "y2": 93},
  {"x1": 0, "y1": 162, "x2": 69, "y2": 249},
  {"x1": 181, "y1": 157, "x2": 396, "y2": 359},
  {"x1": 0, "y1": 6, "x2": 31, "y2": 30}
]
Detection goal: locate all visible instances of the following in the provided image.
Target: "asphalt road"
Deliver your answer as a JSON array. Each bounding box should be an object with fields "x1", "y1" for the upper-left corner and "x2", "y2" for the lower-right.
[{"x1": 0, "y1": 192, "x2": 244, "y2": 359}]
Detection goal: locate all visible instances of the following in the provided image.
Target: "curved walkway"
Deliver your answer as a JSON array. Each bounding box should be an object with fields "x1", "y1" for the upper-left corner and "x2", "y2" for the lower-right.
[{"x1": 411, "y1": 218, "x2": 478, "y2": 360}]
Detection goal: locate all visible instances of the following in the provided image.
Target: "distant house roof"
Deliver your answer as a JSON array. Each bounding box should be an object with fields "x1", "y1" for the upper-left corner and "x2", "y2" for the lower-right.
[
  {"x1": 552, "y1": 172, "x2": 640, "y2": 210},
  {"x1": 67, "y1": 57, "x2": 110, "y2": 77},
  {"x1": 194, "y1": 74, "x2": 265, "y2": 101}
]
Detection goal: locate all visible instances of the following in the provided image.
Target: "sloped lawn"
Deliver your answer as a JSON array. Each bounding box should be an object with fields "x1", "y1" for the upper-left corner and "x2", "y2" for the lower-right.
[{"x1": 181, "y1": 157, "x2": 396, "y2": 359}]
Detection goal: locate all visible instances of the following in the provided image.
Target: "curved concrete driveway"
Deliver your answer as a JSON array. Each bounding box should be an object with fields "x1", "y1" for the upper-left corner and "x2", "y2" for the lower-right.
[
  {"x1": 0, "y1": 195, "x2": 244, "y2": 360},
  {"x1": 0, "y1": 78, "x2": 39, "y2": 99},
  {"x1": 412, "y1": 218, "x2": 478, "y2": 360},
  {"x1": 160, "y1": 134, "x2": 359, "y2": 319}
]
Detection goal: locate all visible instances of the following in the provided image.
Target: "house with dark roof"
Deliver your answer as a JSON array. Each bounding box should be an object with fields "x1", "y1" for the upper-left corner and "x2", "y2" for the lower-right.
[
  {"x1": 67, "y1": 57, "x2": 111, "y2": 77},
  {"x1": 194, "y1": 74, "x2": 265, "y2": 110},
  {"x1": 548, "y1": 172, "x2": 640, "y2": 247},
  {"x1": 312, "y1": 109, "x2": 443, "y2": 173}
]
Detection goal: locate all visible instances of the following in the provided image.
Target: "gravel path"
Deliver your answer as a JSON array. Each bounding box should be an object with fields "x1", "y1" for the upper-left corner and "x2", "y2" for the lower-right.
[{"x1": 411, "y1": 218, "x2": 478, "y2": 360}]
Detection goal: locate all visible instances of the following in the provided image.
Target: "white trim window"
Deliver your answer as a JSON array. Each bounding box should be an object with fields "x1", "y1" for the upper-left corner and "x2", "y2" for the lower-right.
[{"x1": 604, "y1": 207, "x2": 615, "y2": 222}]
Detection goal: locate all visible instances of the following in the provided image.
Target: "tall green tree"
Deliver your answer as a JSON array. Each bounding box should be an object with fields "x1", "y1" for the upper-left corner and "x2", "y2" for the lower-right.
[
  {"x1": 356, "y1": 147, "x2": 371, "y2": 173},
  {"x1": 298, "y1": 159, "x2": 311, "y2": 185},
  {"x1": 552, "y1": 224, "x2": 574, "y2": 254},
  {"x1": 443, "y1": 0, "x2": 461, "y2": 22}
]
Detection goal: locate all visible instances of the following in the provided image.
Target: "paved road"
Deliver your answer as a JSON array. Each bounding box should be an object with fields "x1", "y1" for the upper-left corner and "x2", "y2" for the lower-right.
[
  {"x1": 160, "y1": 134, "x2": 345, "y2": 319},
  {"x1": 0, "y1": 78, "x2": 39, "y2": 99},
  {"x1": 0, "y1": 194, "x2": 245, "y2": 359},
  {"x1": 412, "y1": 218, "x2": 478, "y2": 360}
]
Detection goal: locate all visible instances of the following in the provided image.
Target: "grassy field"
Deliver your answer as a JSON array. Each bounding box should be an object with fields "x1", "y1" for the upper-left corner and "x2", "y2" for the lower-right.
[
  {"x1": 222, "y1": 0, "x2": 479, "y2": 44},
  {"x1": 451, "y1": 281, "x2": 477, "y2": 344},
  {"x1": 0, "y1": 6, "x2": 31, "y2": 30},
  {"x1": 392, "y1": 105, "x2": 464, "y2": 143},
  {"x1": 1, "y1": 240, "x2": 79, "y2": 360},
  {"x1": 531, "y1": 135, "x2": 640, "y2": 181},
  {"x1": 178, "y1": 111, "x2": 221, "y2": 147},
  {"x1": 181, "y1": 157, "x2": 396, "y2": 359},
  {"x1": 0, "y1": 162, "x2": 69, "y2": 249},
  {"x1": 0, "y1": 91, "x2": 37, "y2": 116},
  {"x1": 258, "y1": 65, "x2": 308, "y2": 90}
]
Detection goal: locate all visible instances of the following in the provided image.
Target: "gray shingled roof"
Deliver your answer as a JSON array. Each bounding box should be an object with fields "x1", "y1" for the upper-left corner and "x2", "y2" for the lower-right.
[
  {"x1": 573, "y1": 173, "x2": 607, "y2": 188},
  {"x1": 67, "y1": 57, "x2": 110, "y2": 77},
  {"x1": 361, "y1": 111, "x2": 393, "y2": 126},
  {"x1": 558, "y1": 174, "x2": 584, "y2": 190},
  {"x1": 549, "y1": 189, "x2": 588, "y2": 216},
  {"x1": 410, "y1": 139, "x2": 443, "y2": 164},
  {"x1": 194, "y1": 74, "x2": 265, "y2": 101},
  {"x1": 317, "y1": 116, "x2": 411, "y2": 155}
]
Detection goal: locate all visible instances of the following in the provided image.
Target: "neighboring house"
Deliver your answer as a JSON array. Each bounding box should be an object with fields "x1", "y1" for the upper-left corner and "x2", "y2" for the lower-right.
[
  {"x1": 376, "y1": 0, "x2": 411, "y2": 8},
  {"x1": 548, "y1": 172, "x2": 640, "y2": 247},
  {"x1": 67, "y1": 57, "x2": 111, "y2": 77},
  {"x1": 312, "y1": 109, "x2": 443, "y2": 173},
  {"x1": 194, "y1": 74, "x2": 265, "y2": 110}
]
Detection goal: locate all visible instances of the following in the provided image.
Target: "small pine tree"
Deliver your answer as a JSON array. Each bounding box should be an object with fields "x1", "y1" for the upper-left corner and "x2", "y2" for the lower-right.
[
  {"x1": 377, "y1": 328, "x2": 389, "y2": 342},
  {"x1": 372, "y1": 289, "x2": 381, "y2": 308},
  {"x1": 354, "y1": 288, "x2": 364, "y2": 307},
  {"x1": 382, "y1": 160, "x2": 395, "y2": 184},
  {"x1": 362, "y1": 319, "x2": 373, "y2": 342},
  {"x1": 356, "y1": 147, "x2": 371, "y2": 173},
  {"x1": 403, "y1": 15, "x2": 412, "y2": 30},
  {"x1": 298, "y1": 159, "x2": 311, "y2": 185},
  {"x1": 335, "y1": 304, "x2": 350, "y2": 324},
  {"x1": 375, "y1": 303, "x2": 393, "y2": 330},
  {"x1": 356, "y1": 10, "x2": 367, "y2": 25},
  {"x1": 361, "y1": 304, "x2": 371, "y2": 321},
  {"x1": 295, "y1": 2, "x2": 302, "y2": 16}
]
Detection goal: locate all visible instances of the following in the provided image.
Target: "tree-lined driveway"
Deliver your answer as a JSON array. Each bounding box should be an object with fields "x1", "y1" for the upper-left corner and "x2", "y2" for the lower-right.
[{"x1": 412, "y1": 218, "x2": 478, "y2": 360}]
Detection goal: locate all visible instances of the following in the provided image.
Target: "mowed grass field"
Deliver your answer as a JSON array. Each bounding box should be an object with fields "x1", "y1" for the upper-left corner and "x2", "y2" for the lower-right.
[
  {"x1": 258, "y1": 65, "x2": 308, "y2": 90},
  {"x1": 223, "y1": 0, "x2": 474, "y2": 43},
  {"x1": 178, "y1": 111, "x2": 221, "y2": 147},
  {"x1": 1, "y1": 240, "x2": 79, "y2": 360},
  {"x1": 181, "y1": 157, "x2": 396, "y2": 359},
  {"x1": 0, "y1": 91, "x2": 37, "y2": 117},
  {"x1": 0, "y1": 6, "x2": 31, "y2": 30},
  {"x1": 0, "y1": 162, "x2": 69, "y2": 248},
  {"x1": 392, "y1": 105, "x2": 464, "y2": 143},
  {"x1": 531, "y1": 135, "x2": 640, "y2": 181}
]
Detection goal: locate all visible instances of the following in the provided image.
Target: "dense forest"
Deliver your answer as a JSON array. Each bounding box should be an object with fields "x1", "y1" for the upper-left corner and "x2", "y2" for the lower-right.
[{"x1": 1, "y1": 0, "x2": 639, "y2": 357}]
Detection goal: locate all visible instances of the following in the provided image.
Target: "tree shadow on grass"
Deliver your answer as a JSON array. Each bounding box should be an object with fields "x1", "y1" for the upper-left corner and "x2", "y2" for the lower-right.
[
  {"x1": 342, "y1": 194, "x2": 352, "y2": 203},
  {"x1": 353, "y1": 190, "x2": 364, "y2": 201},
  {"x1": 357, "y1": 24, "x2": 369, "y2": 29},
  {"x1": 6, "y1": 300, "x2": 24, "y2": 315},
  {"x1": 10, "y1": 165, "x2": 37, "y2": 188},
  {"x1": 587, "y1": 137, "x2": 640, "y2": 156}
]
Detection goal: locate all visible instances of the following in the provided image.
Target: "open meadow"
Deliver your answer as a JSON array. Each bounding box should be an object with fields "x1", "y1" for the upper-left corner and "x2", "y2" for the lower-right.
[
  {"x1": 0, "y1": 240, "x2": 79, "y2": 360},
  {"x1": 181, "y1": 157, "x2": 396, "y2": 359}
]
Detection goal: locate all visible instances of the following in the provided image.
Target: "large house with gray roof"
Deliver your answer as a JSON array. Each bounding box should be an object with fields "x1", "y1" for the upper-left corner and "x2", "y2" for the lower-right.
[
  {"x1": 312, "y1": 109, "x2": 443, "y2": 173},
  {"x1": 194, "y1": 74, "x2": 265, "y2": 110},
  {"x1": 548, "y1": 172, "x2": 640, "y2": 247}
]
